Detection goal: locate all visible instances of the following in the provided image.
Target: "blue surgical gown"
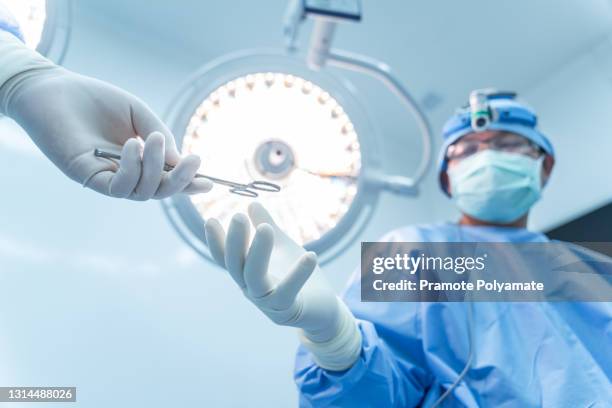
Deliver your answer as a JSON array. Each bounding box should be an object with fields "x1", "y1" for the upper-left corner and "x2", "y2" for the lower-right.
[{"x1": 294, "y1": 223, "x2": 612, "y2": 407}]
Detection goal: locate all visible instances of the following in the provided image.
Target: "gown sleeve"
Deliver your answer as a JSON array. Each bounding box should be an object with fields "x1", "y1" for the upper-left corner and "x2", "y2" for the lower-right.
[
  {"x1": 294, "y1": 316, "x2": 431, "y2": 407},
  {"x1": 294, "y1": 227, "x2": 435, "y2": 407}
]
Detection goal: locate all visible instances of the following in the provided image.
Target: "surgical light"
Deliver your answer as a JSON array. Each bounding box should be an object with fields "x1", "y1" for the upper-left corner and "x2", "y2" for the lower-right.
[{"x1": 164, "y1": 1, "x2": 433, "y2": 264}]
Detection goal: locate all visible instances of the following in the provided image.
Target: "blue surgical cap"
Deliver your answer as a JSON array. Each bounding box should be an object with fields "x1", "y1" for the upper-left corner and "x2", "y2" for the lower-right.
[{"x1": 438, "y1": 93, "x2": 554, "y2": 194}]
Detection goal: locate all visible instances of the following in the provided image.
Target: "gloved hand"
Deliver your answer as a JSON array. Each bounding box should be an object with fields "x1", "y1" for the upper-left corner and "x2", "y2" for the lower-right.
[
  {"x1": 205, "y1": 202, "x2": 362, "y2": 371},
  {"x1": 0, "y1": 38, "x2": 212, "y2": 200}
]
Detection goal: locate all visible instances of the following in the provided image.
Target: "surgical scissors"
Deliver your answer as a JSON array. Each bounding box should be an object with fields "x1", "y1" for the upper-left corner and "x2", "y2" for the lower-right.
[{"x1": 94, "y1": 149, "x2": 281, "y2": 198}]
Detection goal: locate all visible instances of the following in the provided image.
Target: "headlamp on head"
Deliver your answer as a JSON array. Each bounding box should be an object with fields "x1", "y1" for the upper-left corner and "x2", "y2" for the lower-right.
[{"x1": 468, "y1": 89, "x2": 517, "y2": 132}]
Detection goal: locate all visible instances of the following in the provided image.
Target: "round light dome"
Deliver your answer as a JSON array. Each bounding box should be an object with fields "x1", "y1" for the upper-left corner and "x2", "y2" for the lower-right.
[{"x1": 182, "y1": 72, "x2": 361, "y2": 245}]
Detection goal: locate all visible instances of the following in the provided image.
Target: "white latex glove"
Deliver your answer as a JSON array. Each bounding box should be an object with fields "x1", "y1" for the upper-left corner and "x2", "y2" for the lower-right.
[
  {"x1": 205, "y1": 202, "x2": 362, "y2": 371},
  {"x1": 0, "y1": 34, "x2": 212, "y2": 200}
]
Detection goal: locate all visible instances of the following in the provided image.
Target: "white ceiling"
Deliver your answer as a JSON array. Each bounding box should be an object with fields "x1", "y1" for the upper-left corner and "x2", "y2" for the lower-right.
[
  {"x1": 62, "y1": 0, "x2": 612, "y2": 239},
  {"x1": 79, "y1": 0, "x2": 612, "y2": 115}
]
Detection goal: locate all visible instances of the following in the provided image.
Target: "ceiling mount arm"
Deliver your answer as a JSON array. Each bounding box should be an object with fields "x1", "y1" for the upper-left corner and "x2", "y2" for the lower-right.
[
  {"x1": 325, "y1": 49, "x2": 433, "y2": 188},
  {"x1": 282, "y1": 0, "x2": 433, "y2": 194}
]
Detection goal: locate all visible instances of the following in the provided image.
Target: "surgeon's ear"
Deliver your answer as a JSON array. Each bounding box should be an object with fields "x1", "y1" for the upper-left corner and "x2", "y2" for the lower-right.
[
  {"x1": 440, "y1": 171, "x2": 451, "y2": 196},
  {"x1": 541, "y1": 155, "x2": 555, "y2": 185}
]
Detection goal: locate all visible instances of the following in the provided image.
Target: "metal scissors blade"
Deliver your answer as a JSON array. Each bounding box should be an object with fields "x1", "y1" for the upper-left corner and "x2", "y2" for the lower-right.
[{"x1": 94, "y1": 148, "x2": 281, "y2": 197}]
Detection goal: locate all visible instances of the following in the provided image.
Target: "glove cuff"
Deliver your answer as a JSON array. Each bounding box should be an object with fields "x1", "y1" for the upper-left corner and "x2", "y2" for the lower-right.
[
  {"x1": 298, "y1": 298, "x2": 362, "y2": 371},
  {"x1": 0, "y1": 30, "x2": 56, "y2": 115}
]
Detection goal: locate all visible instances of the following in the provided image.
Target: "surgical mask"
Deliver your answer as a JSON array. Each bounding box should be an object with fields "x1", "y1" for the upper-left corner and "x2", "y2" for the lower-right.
[{"x1": 448, "y1": 150, "x2": 544, "y2": 223}]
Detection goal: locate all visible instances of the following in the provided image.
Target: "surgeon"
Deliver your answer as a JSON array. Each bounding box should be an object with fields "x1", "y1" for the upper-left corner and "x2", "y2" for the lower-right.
[
  {"x1": 205, "y1": 90, "x2": 612, "y2": 407},
  {"x1": 0, "y1": 3, "x2": 212, "y2": 199}
]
